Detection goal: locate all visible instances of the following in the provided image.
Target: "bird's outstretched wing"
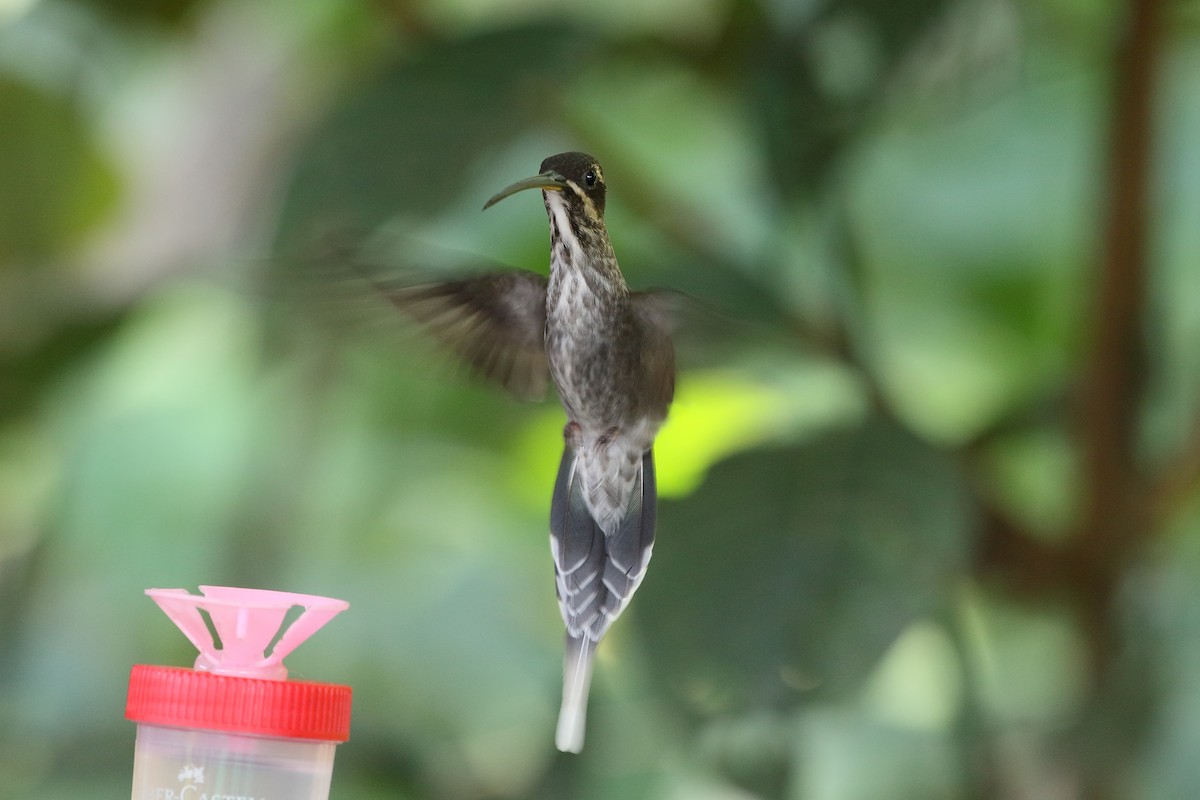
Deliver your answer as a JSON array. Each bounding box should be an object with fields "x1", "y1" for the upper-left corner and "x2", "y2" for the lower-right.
[
  {"x1": 630, "y1": 291, "x2": 677, "y2": 417},
  {"x1": 630, "y1": 289, "x2": 683, "y2": 337},
  {"x1": 373, "y1": 270, "x2": 551, "y2": 401}
]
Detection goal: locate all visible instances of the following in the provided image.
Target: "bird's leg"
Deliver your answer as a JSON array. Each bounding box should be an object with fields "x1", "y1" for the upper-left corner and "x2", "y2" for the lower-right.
[{"x1": 563, "y1": 420, "x2": 583, "y2": 450}]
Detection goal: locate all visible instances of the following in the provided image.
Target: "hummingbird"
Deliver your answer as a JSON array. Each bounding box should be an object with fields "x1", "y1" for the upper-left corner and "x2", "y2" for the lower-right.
[{"x1": 381, "y1": 152, "x2": 674, "y2": 752}]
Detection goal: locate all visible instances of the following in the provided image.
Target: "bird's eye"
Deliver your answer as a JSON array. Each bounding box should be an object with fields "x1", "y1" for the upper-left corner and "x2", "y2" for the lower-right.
[{"x1": 584, "y1": 169, "x2": 597, "y2": 188}]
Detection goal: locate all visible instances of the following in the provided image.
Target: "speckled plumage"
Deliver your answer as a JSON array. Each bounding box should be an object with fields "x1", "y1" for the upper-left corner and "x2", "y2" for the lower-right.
[
  {"x1": 533, "y1": 154, "x2": 672, "y2": 753},
  {"x1": 543, "y1": 187, "x2": 668, "y2": 531},
  {"x1": 379, "y1": 152, "x2": 674, "y2": 754}
]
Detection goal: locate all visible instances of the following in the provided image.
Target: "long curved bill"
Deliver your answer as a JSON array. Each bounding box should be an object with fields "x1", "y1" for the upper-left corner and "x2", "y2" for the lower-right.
[{"x1": 483, "y1": 171, "x2": 568, "y2": 210}]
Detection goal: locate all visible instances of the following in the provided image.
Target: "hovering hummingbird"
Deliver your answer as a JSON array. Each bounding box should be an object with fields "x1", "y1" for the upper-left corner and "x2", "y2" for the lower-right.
[{"x1": 382, "y1": 152, "x2": 674, "y2": 753}]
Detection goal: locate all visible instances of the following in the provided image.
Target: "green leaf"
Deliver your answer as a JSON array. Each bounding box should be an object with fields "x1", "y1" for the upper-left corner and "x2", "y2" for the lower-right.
[
  {"x1": 738, "y1": 0, "x2": 955, "y2": 200},
  {"x1": 636, "y1": 417, "x2": 975, "y2": 715},
  {"x1": 0, "y1": 313, "x2": 126, "y2": 426},
  {"x1": 0, "y1": 78, "x2": 118, "y2": 261},
  {"x1": 273, "y1": 24, "x2": 590, "y2": 249},
  {"x1": 88, "y1": 0, "x2": 206, "y2": 27}
]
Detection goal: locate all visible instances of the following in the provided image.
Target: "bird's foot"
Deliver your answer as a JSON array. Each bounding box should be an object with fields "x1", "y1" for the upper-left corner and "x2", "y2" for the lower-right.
[{"x1": 563, "y1": 421, "x2": 582, "y2": 450}]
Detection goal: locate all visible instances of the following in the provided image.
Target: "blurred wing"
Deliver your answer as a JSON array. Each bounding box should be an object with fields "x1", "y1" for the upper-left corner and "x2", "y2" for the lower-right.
[
  {"x1": 631, "y1": 286, "x2": 778, "y2": 375},
  {"x1": 631, "y1": 290, "x2": 678, "y2": 414},
  {"x1": 376, "y1": 270, "x2": 550, "y2": 401},
  {"x1": 630, "y1": 288, "x2": 684, "y2": 337}
]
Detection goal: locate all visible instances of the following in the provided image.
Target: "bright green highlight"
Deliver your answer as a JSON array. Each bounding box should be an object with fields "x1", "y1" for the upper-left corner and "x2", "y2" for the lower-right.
[{"x1": 512, "y1": 362, "x2": 866, "y2": 505}]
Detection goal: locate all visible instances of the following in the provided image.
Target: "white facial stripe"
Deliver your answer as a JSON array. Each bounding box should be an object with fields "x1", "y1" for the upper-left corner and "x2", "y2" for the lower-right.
[{"x1": 546, "y1": 191, "x2": 584, "y2": 263}]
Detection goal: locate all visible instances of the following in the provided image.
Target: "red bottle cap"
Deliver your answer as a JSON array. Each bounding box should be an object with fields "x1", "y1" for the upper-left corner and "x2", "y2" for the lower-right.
[{"x1": 126, "y1": 665, "x2": 352, "y2": 742}]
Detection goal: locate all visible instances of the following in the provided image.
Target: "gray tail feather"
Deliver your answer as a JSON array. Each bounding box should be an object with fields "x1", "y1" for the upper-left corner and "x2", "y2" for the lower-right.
[{"x1": 549, "y1": 446, "x2": 657, "y2": 753}]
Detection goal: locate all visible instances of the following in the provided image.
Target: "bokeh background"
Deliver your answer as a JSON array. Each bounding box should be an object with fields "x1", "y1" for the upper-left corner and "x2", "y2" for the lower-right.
[{"x1": 1, "y1": 0, "x2": 1197, "y2": 797}]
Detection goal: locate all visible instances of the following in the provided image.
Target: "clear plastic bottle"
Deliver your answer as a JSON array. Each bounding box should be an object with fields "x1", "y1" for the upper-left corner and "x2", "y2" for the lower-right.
[{"x1": 126, "y1": 586, "x2": 352, "y2": 800}]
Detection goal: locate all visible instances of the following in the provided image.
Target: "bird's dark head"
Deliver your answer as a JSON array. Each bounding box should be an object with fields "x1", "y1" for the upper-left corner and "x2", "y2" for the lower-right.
[{"x1": 483, "y1": 151, "x2": 607, "y2": 221}]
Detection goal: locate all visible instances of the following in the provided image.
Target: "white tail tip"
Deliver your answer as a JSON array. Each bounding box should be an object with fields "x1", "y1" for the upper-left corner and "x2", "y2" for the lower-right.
[
  {"x1": 556, "y1": 638, "x2": 594, "y2": 753},
  {"x1": 555, "y1": 702, "x2": 587, "y2": 753}
]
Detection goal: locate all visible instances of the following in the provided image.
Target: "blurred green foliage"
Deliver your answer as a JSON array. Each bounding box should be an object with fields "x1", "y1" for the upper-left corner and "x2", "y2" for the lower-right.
[{"x1": 0, "y1": 0, "x2": 1197, "y2": 798}]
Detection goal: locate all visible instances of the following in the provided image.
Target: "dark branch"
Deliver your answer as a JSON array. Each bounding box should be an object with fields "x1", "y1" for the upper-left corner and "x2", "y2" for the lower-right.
[{"x1": 1073, "y1": 0, "x2": 1163, "y2": 582}]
